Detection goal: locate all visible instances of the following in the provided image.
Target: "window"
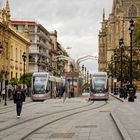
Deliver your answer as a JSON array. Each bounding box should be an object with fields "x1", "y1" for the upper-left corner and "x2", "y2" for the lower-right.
[
  {"x1": 20, "y1": 50, "x2": 22, "y2": 62},
  {"x1": 128, "y1": 5, "x2": 137, "y2": 18},
  {"x1": 16, "y1": 72, "x2": 18, "y2": 79},
  {"x1": 11, "y1": 45, "x2": 13, "y2": 59},
  {"x1": 16, "y1": 48, "x2": 17, "y2": 61},
  {"x1": 11, "y1": 72, "x2": 13, "y2": 79}
]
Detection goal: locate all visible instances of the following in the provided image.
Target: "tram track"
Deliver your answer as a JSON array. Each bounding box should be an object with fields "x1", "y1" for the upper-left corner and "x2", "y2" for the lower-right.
[
  {"x1": 0, "y1": 101, "x2": 94, "y2": 133},
  {"x1": 0, "y1": 101, "x2": 41, "y2": 115},
  {"x1": 0, "y1": 96, "x2": 124, "y2": 140},
  {"x1": 0, "y1": 101, "x2": 108, "y2": 140},
  {"x1": 20, "y1": 101, "x2": 107, "y2": 140}
]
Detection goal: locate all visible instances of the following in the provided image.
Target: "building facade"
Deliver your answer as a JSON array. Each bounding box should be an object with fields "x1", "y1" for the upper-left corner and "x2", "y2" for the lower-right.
[
  {"x1": 0, "y1": 0, "x2": 30, "y2": 89},
  {"x1": 12, "y1": 21, "x2": 71, "y2": 76},
  {"x1": 99, "y1": 0, "x2": 140, "y2": 89},
  {"x1": 11, "y1": 20, "x2": 52, "y2": 73}
]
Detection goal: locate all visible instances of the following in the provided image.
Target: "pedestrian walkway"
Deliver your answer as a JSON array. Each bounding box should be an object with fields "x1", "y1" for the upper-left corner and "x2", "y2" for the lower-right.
[
  {"x1": 111, "y1": 92, "x2": 140, "y2": 140},
  {"x1": 0, "y1": 96, "x2": 31, "y2": 109}
]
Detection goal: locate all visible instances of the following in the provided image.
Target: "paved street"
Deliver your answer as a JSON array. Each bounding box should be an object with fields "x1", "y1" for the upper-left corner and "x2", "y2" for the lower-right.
[{"x1": 0, "y1": 92, "x2": 140, "y2": 140}]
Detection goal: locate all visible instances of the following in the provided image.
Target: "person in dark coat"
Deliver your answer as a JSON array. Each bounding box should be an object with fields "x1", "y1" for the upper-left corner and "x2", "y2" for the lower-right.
[{"x1": 13, "y1": 85, "x2": 26, "y2": 119}]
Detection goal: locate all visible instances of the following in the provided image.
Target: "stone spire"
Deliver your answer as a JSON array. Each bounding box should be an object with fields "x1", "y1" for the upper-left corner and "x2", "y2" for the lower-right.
[
  {"x1": 103, "y1": 8, "x2": 105, "y2": 21},
  {"x1": 5, "y1": 0, "x2": 10, "y2": 20}
]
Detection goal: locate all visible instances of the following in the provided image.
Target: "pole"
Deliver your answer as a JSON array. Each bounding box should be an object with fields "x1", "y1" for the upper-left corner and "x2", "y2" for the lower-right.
[
  {"x1": 119, "y1": 38, "x2": 124, "y2": 98},
  {"x1": 4, "y1": 79, "x2": 8, "y2": 106},
  {"x1": 130, "y1": 28, "x2": 133, "y2": 87},
  {"x1": 22, "y1": 52, "x2": 27, "y2": 89},
  {"x1": 23, "y1": 60, "x2": 25, "y2": 88},
  {"x1": 114, "y1": 52, "x2": 117, "y2": 95},
  {"x1": 128, "y1": 18, "x2": 134, "y2": 102},
  {"x1": 114, "y1": 60, "x2": 117, "y2": 95}
]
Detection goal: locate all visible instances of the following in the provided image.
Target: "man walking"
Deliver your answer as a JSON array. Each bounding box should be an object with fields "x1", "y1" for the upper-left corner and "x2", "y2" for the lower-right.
[{"x1": 13, "y1": 85, "x2": 26, "y2": 119}]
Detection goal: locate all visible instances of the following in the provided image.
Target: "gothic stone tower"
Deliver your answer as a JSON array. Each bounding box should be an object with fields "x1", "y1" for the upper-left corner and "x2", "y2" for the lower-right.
[{"x1": 98, "y1": 0, "x2": 140, "y2": 89}]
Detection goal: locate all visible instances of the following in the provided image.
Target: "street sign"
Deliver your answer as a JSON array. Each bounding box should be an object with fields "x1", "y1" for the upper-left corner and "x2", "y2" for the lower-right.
[{"x1": 65, "y1": 72, "x2": 79, "y2": 77}]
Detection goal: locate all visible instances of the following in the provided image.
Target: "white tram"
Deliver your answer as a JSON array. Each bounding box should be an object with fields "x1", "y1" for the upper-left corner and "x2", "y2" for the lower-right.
[
  {"x1": 89, "y1": 72, "x2": 109, "y2": 101},
  {"x1": 31, "y1": 72, "x2": 65, "y2": 101}
]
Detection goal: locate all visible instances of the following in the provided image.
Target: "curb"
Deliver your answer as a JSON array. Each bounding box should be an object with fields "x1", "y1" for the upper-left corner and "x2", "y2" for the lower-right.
[
  {"x1": 110, "y1": 111, "x2": 131, "y2": 140},
  {"x1": 110, "y1": 94, "x2": 124, "y2": 102}
]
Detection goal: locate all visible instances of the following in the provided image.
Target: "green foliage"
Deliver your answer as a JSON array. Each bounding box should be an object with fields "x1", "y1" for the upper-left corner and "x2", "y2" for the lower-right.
[
  {"x1": 107, "y1": 49, "x2": 140, "y2": 83},
  {"x1": 9, "y1": 78, "x2": 19, "y2": 85},
  {"x1": 83, "y1": 83, "x2": 90, "y2": 89},
  {"x1": 134, "y1": 19, "x2": 140, "y2": 47},
  {"x1": 19, "y1": 72, "x2": 32, "y2": 87}
]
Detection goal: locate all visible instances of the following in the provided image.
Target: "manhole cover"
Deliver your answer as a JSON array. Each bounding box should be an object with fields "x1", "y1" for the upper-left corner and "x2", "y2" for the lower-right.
[
  {"x1": 76, "y1": 125, "x2": 97, "y2": 128},
  {"x1": 50, "y1": 133, "x2": 75, "y2": 138}
]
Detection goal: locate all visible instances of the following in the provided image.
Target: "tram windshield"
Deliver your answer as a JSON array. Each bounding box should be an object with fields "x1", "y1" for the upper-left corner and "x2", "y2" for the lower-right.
[
  {"x1": 92, "y1": 76, "x2": 107, "y2": 93},
  {"x1": 33, "y1": 76, "x2": 47, "y2": 94}
]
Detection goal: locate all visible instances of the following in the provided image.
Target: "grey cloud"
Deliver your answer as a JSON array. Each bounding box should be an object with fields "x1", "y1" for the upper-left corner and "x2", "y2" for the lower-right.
[{"x1": 9, "y1": 0, "x2": 113, "y2": 73}]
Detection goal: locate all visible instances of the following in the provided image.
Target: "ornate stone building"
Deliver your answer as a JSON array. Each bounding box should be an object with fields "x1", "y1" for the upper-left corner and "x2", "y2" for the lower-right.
[
  {"x1": 0, "y1": 0, "x2": 30, "y2": 89},
  {"x1": 98, "y1": 0, "x2": 140, "y2": 89}
]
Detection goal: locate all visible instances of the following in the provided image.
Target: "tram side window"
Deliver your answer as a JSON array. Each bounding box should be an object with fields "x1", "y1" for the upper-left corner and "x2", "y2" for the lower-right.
[{"x1": 46, "y1": 81, "x2": 50, "y2": 92}]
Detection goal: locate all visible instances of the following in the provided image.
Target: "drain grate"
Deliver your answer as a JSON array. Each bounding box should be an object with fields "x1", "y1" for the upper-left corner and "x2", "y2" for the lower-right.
[
  {"x1": 76, "y1": 125, "x2": 97, "y2": 128},
  {"x1": 50, "y1": 133, "x2": 75, "y2": 138}
]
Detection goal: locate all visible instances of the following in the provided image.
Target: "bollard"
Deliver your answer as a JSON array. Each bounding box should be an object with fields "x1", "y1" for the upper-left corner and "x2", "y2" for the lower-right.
[{"x1": 128, "y1": 87, "x2": 134, "y2": 102}]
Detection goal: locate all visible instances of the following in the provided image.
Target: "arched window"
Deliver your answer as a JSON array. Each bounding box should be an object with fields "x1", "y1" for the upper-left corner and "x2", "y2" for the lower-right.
[{"x1": 128, "y1": 5, "x2": 137, "y2": 18}]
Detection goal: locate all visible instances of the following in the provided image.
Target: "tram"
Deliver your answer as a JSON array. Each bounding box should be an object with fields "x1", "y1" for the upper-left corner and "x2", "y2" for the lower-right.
[
  {"x1": 89, "y1": 72, "x2": 109, "y2": 101},
  {"x1": 31, "y1": 72, "x2": 65, "y2": 101}
]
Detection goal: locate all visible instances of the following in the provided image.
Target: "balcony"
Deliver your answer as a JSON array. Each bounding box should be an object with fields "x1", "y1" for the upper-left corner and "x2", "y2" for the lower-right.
[
  {"x1": 29, "y1": 58, "x2": 36, "y2": 63},
  {"x1": 29, "y1": 50, "x2": 39, "y2": 54},
  {"x1": 39, "y1": 40, "x2": 51, "y2": 50}
]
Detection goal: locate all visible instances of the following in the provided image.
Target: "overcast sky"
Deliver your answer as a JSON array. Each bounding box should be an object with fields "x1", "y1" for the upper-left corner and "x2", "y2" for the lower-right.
[{"x1": 2, "y1": 0, "x2": 113, "y2": 73}]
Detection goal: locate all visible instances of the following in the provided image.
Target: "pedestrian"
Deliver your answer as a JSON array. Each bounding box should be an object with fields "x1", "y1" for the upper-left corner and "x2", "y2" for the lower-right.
[
  {"x1": 1, "y1": 88, "x2": 5, "y2": 100},
  {"x1": 13, "y1": 85, "x2": 26, "y2": 119},
  {"x1": 52, "y1": 86, "x2": 56, "y2": 99},
  {"x1": 63, "y1": 88, "x2": 67, "y2": 103},
  {"x1": 123, "y1": 85, "x2": 127, "y2": 99}
]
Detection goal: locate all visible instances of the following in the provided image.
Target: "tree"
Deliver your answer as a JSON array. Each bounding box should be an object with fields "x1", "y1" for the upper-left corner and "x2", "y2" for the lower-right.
[
  {"x1": 19, "y1": 72, "x2": 32, "y2": 87},
  {"x1": 134, "y1": 18, "x2": 140, "y2": 47},
  {"x1": 108, "y1": 47, "x2": 140, "y2": 84},
  {"x1": 9, "y1": 78, "x2": 19, "y2": 86},
  {"x1": 19, "y1": 72, "x2": 32, "y2": 96}
]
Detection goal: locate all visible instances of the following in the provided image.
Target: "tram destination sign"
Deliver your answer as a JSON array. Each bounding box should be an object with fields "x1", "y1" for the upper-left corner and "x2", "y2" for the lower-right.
[{"x1": 65, "y1": 72, "x2": 79, "y2": 78}]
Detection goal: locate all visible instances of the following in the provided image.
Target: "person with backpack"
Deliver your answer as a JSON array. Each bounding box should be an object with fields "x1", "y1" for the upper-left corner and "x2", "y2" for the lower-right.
[{"x1": 13, "y1": 85, "x2": 26, "y2": 119}]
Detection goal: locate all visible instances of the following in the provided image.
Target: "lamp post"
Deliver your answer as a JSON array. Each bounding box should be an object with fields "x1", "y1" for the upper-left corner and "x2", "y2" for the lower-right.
[
  {"x1": 129, "y1": 19, "x2": 134, "y2": 87},
  {"x1": 128, "y1": 18, "x2": 135, "y2": 102},
  {"x1": 119, "y1": 38, "x2": 124, "y2": 98},
  {"x1": 87, "y1": 71, "x2": 89, "y2": 85},
  {"x1": 37, "y1": 57, "x2": 40, "y2": 72},
  {"x1": 22, "y1": 52, "x2": 27, "y2": 88},
  {"x1": 114, "y1": 52, "x2": 117, "y2": 95},
  {"x1": 4, "y1": 79, "x2": 8, "y2": 106},
  {"x1": 85, "y1": 67, "x2": 87, "y2": 84}
]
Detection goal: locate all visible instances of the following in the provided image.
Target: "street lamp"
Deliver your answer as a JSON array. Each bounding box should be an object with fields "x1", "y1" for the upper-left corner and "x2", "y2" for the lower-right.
[
  {"x1": 85, "y1": 67, "x2": 87, "y2": 84},
  {"x1": 87, "y1": 70, "x2": 89, "y2": 84},
  {"x1": 22, "y1": 52, "x2": 27, "y2": 88},
  {"x1": 119, "y1": 38, "x2": 124, "y2": 98},
  {"x1": 129, "y1": 19, "x2": 134, "y2": 87},
  {"x1": 128, "y1": 18, "x2": 135, "y2": 102},
  {"x1": 114, "y1": 52, "x2": 117, "y2": 95},
  {"x1": 37, "y1": 57, "x2": 40, "y2": 72}
]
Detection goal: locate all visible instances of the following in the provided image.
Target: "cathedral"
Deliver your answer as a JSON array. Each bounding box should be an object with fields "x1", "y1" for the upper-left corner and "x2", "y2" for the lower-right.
[{"x1": 98, "y1": 0, "x2": 140, "y2": 90}]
